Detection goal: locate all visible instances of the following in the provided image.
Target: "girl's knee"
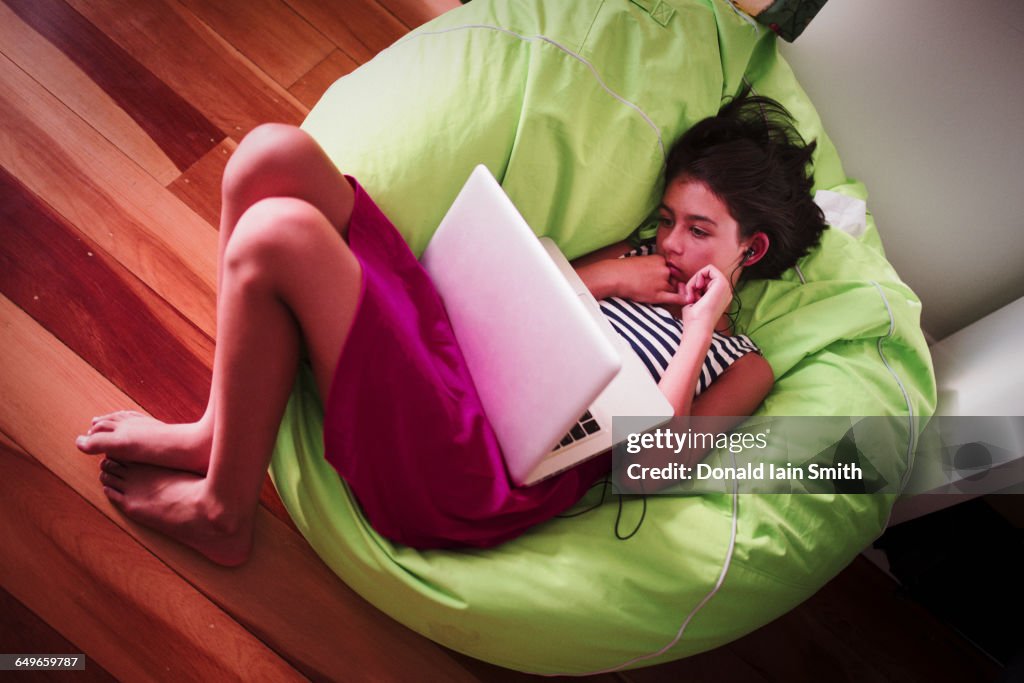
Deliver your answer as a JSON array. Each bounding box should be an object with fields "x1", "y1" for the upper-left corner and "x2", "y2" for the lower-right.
[
  {"x1": 238, "y1": 123, "x2": 312, "y2": 159},
  {"x1": 224, "y1": 125, "x2": 322, "y2": 194},
  {"x1": 225, "y1": 198, "x2": 345, "y2": 276}
]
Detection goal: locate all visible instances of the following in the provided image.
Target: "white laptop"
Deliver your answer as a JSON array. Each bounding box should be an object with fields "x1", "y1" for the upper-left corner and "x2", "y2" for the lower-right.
[{"x1": 421, "y1": 165, "x2": 672, "y2": 486}]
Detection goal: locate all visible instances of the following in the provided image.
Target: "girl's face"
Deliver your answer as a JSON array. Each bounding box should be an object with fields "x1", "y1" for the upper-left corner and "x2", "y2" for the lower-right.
[{"x1": 655, "y1": 177, "x2": 753, "y2": 286}]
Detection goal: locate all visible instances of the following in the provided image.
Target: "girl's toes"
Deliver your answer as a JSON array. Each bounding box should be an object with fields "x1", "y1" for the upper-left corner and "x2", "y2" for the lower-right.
[
  {"x1": 77, "y1": 432, "x2": 115, "y2": 455},
  {"x1": 100, "y1": 458, "x2": 125, "y2": 477},
  {"x1": 99, "y1": 471, "x2": 125, "y2": 492},
  {"x1": 88, "y1": 420, "x2": 116, "y2": 436},
  {"x1": 91, "y1": 410, "x2": 138, "y2": 425},
  {"x1": 102, "y1": 486, "x2": 126, "y2": 508}
]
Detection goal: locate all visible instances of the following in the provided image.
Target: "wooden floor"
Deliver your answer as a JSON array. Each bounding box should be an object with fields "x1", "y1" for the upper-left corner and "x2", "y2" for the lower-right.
[{"x1": 0, "y1": 0, "x2": 1005, "y2": 680}]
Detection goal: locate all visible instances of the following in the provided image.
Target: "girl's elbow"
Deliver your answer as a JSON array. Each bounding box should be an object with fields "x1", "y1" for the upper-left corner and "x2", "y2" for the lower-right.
[
  {"x1": 753, "y1": 354, "x2": 776, "y2": 397},
  {"x1": 725, "y1": 352, "x2": 775, "y2": 411}
]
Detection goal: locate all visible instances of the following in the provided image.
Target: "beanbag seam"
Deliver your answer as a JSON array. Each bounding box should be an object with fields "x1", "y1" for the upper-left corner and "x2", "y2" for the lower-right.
[
  {"x1": 573, "y1": 470, "x2": 742, "y2": 676},
  {"x1": 868, "y1": 280, "x2": 918, "y2": 492}
]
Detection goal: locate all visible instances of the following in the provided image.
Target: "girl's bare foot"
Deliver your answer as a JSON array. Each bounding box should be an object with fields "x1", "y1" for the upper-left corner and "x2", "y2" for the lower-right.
[
  {"x1": 77, "y1": 411, "x2": 212, "y2": 474},
  {"x1": 99, "y1": 459, "x2": 253, "y2": 567}
]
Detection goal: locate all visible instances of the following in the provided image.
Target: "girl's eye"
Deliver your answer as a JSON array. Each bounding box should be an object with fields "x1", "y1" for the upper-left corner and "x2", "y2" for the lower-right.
[
  {"x1": 689, "y1": 226, "x2": 708, "y2": 238},
  {"x1": 658, "y1": 216, "x2": 673, "y2": 228}
]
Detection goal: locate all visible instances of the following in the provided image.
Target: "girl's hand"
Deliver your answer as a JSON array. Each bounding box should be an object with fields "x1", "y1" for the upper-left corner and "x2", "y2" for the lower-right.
[
  {"x1": 681, "y1": 265, "x2": 732, "y2": 330},
  {"x1": 610, "y1": 255, "x2": 688, "y2": 306}
]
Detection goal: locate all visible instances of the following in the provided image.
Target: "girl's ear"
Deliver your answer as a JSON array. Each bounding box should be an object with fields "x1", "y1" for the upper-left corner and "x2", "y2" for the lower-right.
[{"x1": 742, "y1": 232, "x2": 770, "y2": 266}]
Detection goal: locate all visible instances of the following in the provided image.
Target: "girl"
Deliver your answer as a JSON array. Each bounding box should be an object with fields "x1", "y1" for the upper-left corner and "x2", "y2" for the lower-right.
[{"x1": 76, "y1": 88, "x2": 826, "y2": 564}]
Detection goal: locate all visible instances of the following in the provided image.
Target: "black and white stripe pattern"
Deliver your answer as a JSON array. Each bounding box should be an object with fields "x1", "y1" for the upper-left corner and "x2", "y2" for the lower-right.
[{"x1": 598, "y1": 243, "x2": 760, "y2": 395}]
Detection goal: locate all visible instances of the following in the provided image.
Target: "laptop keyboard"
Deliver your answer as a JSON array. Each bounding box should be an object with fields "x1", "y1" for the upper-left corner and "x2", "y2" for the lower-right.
[{"x1": 551, "y1": 410, "x2": 602, "y2": 452}]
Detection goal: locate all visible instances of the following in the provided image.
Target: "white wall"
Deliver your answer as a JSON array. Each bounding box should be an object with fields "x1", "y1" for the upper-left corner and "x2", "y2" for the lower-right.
[{"x1": 779, "y1": 1, "x2": 1024, "y2": 340}]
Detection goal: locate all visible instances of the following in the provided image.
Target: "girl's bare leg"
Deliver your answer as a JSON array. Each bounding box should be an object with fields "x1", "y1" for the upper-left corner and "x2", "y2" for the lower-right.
[
  {"x1": 78, "y1": 124, "x2": 354, "y2": 473},
  {"x1": 92, "y1": 196, "x2": 361, "y2": 566}
]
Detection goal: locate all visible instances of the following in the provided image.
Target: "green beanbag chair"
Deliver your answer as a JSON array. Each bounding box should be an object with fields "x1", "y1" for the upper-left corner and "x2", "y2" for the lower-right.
[{"x1": 270, "y1": 0, "x2": 936, "y2": 674}]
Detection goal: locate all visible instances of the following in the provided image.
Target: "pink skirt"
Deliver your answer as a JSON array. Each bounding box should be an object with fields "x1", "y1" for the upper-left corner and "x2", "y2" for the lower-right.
[{"x1": 322, "y1": 177, "x2": 610, "y2": 549}]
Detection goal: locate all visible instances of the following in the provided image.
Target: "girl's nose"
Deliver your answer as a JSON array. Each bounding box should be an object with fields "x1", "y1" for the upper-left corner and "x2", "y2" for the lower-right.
[{"x1": 662, "y1": 227, "x2": 684, "y2": 255}]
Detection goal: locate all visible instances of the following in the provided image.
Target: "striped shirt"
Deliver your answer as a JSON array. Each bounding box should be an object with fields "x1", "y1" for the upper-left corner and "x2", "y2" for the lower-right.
[{"x1": 598, "y1": 242, "x2": 760, "y2": 395}]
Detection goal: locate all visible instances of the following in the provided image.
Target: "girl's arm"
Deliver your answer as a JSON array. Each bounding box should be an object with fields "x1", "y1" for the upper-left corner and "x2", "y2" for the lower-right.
[
  {"x1": 569, "y1": 240, "x2": 633, "y2": 270},
  {"x1": 668, "y1": 353, "x2": 775, "y2": 472},
  {"x1": 659, "y1": 263, "x2": 775, "y2": 453},
  {"x1": 569, "y1": 240, "x2": 633, "y2": 300},
  {"x1": 571, "y1": 241, "x2": 686, "y2": 305},
  {"x1": 634, "y1": 351, "x2": 774, "y2": 490},
  {"x1": 657, "y1": 330, "x2": 774, "y2": 419},
  {"x1": 691, "y1": 352, "x2": 774, "y2": 420},
  {"x1": 657, "y1": 322, "x2": 714, "y2": 418}
]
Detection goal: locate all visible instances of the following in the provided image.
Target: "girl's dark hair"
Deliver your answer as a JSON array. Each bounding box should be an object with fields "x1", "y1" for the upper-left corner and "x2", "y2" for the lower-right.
[{"x1": 664, "y1": 85, "x2": 826, "y2": 281}]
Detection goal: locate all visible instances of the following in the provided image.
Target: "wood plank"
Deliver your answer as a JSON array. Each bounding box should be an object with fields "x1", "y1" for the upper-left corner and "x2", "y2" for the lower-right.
[
  {"x1": 449, "y1": 649, "x2": 624, "y2": 682},
  {"x1": 167, "y1": 138, "x2": 237, "y2": 229},
  {"x1": 0, "y1": 2, "x2": 179, "y2": 185},
  {"x1": 259, "y1": 475, "x2": 299, "y2": 535},
  {"x1": 0, "y1": 165, "x2": 296, "y2": 529},
  {"x1": 177, "y1": 0, "x2": 334, "y2": 89},
  {"x1": 377, "y1": 0, "x2": 462, "y2": 30},
  {"x1": 724, "y1": 587, "x2": 897, "y2": 681},
  {"x1": 721, "y1": 556, "x2": 1001, "y2": 682},
  {"x1": 606, "y1": 553, "x2": 1001, "y2": 683},
  {"x1": 0, "y1": 441, "x2": 306, "y2": 682},
  {"x1": 2, "y1": 0, "x2": 223, "y2": 173},
  {"x1": 0, "y1": 587, "x2": 118, "y2": 683},
  {"x1": 819, "y1": 556, "x2": 1002, "y2": 680},
  {"x1": 288, "y1": 49, "x2": 358, "y2": 110},
  {"x1": 283, "y1": 0, "x2": 408, "y2": 64},
  {"x1": 63, "y1": 0, "x2": 307, "y2": 136},
  {"x1": 0, "y1": 295, "x2": 478, "y2": 682},
  {"x1": 0, "y1": 166, "x2": 212, "y2": 424},
  {"x1": 617, "y1": 646, "x2": 769, "y2": 683},
  {"x1": 0, "y1": 430, "x2": 22, "y2": 452},
  {"x1": 984, "y1": 494, "x2": 1024, "y2": 528},
  {"x1": 0, "y1": 50, "x2": 218, "y2": 337}
]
